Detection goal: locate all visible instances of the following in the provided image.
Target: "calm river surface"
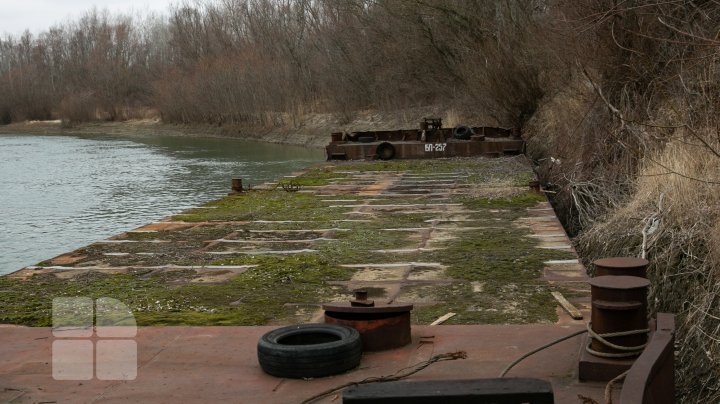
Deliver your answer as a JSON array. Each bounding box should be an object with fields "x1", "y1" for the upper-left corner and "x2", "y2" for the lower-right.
[{"x1": 0, "y1": 134, "x2": 323, "y2": 274}]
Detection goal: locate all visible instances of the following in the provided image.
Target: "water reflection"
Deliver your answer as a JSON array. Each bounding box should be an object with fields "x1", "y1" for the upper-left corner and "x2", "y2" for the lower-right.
[{"x1": 0, "y1": 134, "x2": 323, "y2": 274}]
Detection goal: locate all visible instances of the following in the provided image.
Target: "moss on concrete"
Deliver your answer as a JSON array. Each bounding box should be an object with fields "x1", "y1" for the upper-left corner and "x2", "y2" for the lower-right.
[
  {"x1": 172, "y1": 190, "x2": 348, "y2": 223},
  {"x1": 0, "y1": 254, "x2": 351, "y2": 326},
  {"x1": 1, "y1": 156, "x2": 583, "y2": 327}
]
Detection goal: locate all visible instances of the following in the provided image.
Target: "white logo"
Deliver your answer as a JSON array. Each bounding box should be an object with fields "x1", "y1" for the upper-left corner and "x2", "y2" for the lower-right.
[{"x1": 52, "y1": 297, "x2": 137, "y2": 380}]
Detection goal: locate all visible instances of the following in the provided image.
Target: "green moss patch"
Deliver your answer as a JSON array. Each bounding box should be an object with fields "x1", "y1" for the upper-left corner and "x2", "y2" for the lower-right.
[
  {"x1": 0, "y1": 254, "x2": 351, "y2": 326},
  {"x1": 2, "y1": 156, "x2": 582, "y2": 327},
  {"x1": 173, "y1": 190, "x2": 348, "y2": 223}
]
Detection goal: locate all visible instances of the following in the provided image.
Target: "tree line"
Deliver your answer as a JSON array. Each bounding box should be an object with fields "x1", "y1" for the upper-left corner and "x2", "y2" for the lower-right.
[{"x1": 0, "y1": 0, "x2": 553, "y2": 127}]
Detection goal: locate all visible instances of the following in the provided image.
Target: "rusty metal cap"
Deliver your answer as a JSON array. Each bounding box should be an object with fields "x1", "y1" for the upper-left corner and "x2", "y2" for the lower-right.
[
  {"x1": 589, "y1": 275, "x2": 650, "y2": 290},
  {"x1": 593, "y1": 257, "x2": 649, "y2": 268},
  {"x1": 322, "y1": 302, "x2": 413, "y2": 314}
]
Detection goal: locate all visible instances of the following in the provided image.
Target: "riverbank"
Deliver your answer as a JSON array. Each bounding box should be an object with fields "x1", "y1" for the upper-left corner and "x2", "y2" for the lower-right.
[
  {"x1": 0, "y1": 107, "x2": 481, "y2": 149},
  {"x1": 0, "y1": 119, "x2": 328, "y2": 148},
  {"x1": 1, "y1": 156, "x2": 589, "y2": 327}
]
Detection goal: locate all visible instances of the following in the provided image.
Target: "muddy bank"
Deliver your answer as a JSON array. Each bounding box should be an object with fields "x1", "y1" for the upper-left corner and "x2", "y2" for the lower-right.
[
  {"x1": 0, "y1": 119, "x2": 328, "y2": 148},
  {"x1": 0, "y1": 107, "x2": 478, "y2": 149}
]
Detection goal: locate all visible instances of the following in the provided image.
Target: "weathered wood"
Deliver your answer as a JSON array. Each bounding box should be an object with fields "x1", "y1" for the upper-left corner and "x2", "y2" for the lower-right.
[
  {"x1": 551, "y1": 291, "x2": 583, "y2": 320},
  {"x1": 430, "y1": 312, "x2": 456, "y2": 325},
  {"x1": 342, "y1": 378, "x2": 554, "y2": 403}
]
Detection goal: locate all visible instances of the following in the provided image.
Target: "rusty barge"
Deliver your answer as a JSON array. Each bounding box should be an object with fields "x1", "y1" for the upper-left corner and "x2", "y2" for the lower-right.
[{"x1": 325, "y1": 118, "x2": 524, "y2": 161}]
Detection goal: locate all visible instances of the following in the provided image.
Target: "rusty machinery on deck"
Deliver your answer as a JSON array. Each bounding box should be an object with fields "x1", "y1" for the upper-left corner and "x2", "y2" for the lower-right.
[{"x1": 325, "y1": 118, "x2": 524, "y2": 161}]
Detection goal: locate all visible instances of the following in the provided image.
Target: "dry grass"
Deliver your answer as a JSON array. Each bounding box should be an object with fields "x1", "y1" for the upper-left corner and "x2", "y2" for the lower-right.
[
  {"x1": 576, "y1": 138, "x2": 720, "y2": 402},
  {"x1": 527, "y1": 58, "x2": 720, "y2": 402},
  {"x1": 524, "y1": 74, "x2": 633, "y2": 234},
  {"x1": 444, "y1": 108, "x2": 462, "y2": 128}
]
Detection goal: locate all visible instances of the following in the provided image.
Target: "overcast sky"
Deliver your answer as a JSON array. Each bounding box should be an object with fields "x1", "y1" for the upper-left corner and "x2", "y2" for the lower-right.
[{"x1": 0, "y1": 0, "x2": 179, "y2": 37}]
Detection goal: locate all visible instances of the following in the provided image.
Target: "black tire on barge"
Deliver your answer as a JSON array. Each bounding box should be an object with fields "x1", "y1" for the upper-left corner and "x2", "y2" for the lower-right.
[
  {"x1": 257, "y1": 324, "x2": 362, "y2": 379},
  {"x1": 376, "y1": 142, "x2": 396, "y2": 160},
  {"x1": 453, "y1": 125, "x2": 474, "y2": 140}
]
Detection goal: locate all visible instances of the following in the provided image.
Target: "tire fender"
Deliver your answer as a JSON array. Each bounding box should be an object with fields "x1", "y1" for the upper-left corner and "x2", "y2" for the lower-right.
[
  {"x1": 453, "y1": 125, "x2": 474, "y2": 140},
  {"x1": 376, "y1": 142, "x2": 396, "y2": 160}
]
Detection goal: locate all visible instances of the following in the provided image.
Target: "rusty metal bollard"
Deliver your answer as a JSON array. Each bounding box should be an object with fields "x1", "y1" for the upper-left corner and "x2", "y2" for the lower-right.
[
  {"x1": 593, "y1": 257, "x2": 649, "y2": 278},
  {"x1": 323, "y1": 290, "x2": 413, "y2": 352},
  {"x1": 588, "y1": 276, "x2": 650, "y2": 358},
  {"x1": 231, "y1": 178, "x2": 243, "y2": 193}
]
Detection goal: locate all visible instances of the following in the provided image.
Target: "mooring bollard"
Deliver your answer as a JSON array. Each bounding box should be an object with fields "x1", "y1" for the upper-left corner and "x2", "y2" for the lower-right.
[
  {"x1": 588, "y1": 275, "x2": 650, "y2": 358},
  {"x1": 323, "y1": 291, "x2": 413, "y2": 352},
  {"x1": 593, "y1": 257, "x2": 649, "y2": 278},
  {"x1": 230, "y1": 178, "x2": 243, "y2": 194}
]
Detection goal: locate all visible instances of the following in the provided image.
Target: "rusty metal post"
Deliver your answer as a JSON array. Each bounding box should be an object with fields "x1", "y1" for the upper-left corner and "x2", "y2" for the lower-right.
[
  {"x1": 593, "y1": 257, "x2": 649, "y2": 278},
  {"x1": 529, "y1": 180, "x2": 541, "y2": 192},
  {"x1": 231, "y1": 178, "x2": 243, "y2": 193},
  {"x1": 589, "y1": 276, "x2": 650, "y2": 357}
]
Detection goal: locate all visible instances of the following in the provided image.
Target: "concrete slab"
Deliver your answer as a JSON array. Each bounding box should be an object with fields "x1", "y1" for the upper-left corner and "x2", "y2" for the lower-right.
[
  {"x1": 351, "y1": 268, "x2": 408, "y2": 281},
  {"x1": 216, "y1": 238, "x2": 331, "y2": 244},
  {"x1": 206, "y1": 249, "x2": 318, "y2": 255},
  {"x1": 49, "y1": 253, "x2": 87, "y2": 265}
]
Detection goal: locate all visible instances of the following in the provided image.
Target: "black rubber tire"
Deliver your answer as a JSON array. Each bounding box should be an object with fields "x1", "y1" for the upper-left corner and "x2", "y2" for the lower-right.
[
  {"x1": 376, "y1": 142, "x2": 396, "y2": 160},
  {"x1": 453, "y1": 125, "x2": 474, "y2": 140},
  {"x1": 358, "y1": 136, "x2": 375, "y2": 143},
  {"x1": 257, "y1": 324, "x2": 362, "y2": 379}
]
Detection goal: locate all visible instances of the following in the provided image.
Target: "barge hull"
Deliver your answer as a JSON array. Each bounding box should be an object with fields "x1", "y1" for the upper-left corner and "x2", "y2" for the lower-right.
[
  {"x1": 325, "y1": 126, "x2": 524, "y2": 161},
  {"x1": 327, "y1": 139, "x2": 524, "y2": 160}
]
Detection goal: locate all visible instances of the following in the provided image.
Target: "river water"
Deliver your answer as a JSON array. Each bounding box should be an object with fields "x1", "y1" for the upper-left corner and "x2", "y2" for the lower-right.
[{"x1": 0, "y1": 134, "x2": 323, "y2": 274}]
